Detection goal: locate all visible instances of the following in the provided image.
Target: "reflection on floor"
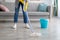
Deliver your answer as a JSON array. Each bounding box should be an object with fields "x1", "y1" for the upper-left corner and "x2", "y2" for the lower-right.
[{"x1": 0, "y1": 17, "x2": 60, "y2": 40}]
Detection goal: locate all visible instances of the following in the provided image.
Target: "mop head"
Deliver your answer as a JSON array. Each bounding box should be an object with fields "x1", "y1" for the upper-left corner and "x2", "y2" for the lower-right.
[{"x1": 30, "y1": 32, "x2": 41, "y2": 36}]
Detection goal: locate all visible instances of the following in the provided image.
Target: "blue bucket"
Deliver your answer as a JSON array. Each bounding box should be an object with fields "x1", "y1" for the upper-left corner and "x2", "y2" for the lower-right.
[{"x1": 40, "y1": 18, "x2": 49, "y2": 28}]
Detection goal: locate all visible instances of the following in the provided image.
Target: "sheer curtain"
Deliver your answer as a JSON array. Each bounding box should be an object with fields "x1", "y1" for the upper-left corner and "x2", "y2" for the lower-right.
[{"x1": 58, "y1": 0, "x2": 60, "y2": 17}]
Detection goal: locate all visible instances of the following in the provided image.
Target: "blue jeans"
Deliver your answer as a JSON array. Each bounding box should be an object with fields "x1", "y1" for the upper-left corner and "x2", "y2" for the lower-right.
[{"x1": 14, "y1": 2, "x2": 28, "y2": 23}]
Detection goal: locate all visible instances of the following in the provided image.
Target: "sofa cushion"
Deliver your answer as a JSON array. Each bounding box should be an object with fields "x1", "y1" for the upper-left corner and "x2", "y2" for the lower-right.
[
  {"x1": 38, "y1": 3, "x2": 48, "y2": 12},
  {"x1": 0, "y1": 4, "x2": 9, "y2": 12}
]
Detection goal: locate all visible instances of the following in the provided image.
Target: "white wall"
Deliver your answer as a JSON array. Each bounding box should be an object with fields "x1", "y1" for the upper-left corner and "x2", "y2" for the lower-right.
[
  {"x1": 40, "y1": 0, "x2": 54, "y2": 5},
  {"x1": 5, "y1": 0, "x2": 15, "y2": 2},
  {"x1": 0, "y1": 0, "x2": 4, "y2": 2},
  {"x1": 4, "y1": 0, "x2": 54, "y2": 5},
  {"x1": 0, "y1": 0, "x2": 3, "y2": 2}
]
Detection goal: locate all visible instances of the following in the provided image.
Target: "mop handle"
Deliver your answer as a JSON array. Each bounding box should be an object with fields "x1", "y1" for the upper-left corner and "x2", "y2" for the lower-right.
[
  {"x1": 28, "y1": 14, "x2": 35, "y2": 33},
  {"x1": 23, "y1": 1, "x2": 35, "y2": 33}
]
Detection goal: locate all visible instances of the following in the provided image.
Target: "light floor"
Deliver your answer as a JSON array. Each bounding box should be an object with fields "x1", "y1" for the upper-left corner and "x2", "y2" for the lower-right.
[{"x1": 0, "y1": 17, "x2": 60, "y2": 40}]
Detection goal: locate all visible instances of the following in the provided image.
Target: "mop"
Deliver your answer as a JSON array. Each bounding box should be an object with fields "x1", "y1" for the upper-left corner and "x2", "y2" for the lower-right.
[
  {"x1": 26, "y1": 12, "x2": 41, "y2": 36},
  {"x1": 24, "y1": 2, "x2": 41, "y2": 36}
]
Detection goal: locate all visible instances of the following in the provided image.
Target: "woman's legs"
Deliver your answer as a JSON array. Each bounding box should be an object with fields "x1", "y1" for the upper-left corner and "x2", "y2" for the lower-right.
[
  {"x1": 13, "y1": 2, "x2": 30, "y2": 29},
  {"x1": 14, "y1": 2, "x2": 20, "y2": 23},
  {"x1": 13, "y1": 2, "x2": 20, "y2": 29},
  {"x1": 20, "y1": 2, "x2": 28, "y2": 23},
  {"x1": 20, "y1": 3, "x2": 30, "y2": 28}
]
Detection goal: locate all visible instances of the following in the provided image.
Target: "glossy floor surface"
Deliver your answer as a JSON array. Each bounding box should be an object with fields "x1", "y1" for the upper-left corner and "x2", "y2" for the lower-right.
[{"x1": 0, "y1": 17, "x2": 60, "y2": 40}]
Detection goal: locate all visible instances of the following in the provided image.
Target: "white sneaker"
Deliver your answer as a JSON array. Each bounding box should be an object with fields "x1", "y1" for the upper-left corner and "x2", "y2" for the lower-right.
[
  {"x1": 13, "y1": 23, "x2": 17, "y2": 30},
  {"x1": 25, "y1": 23, "x2": 30, "y2": 29}
]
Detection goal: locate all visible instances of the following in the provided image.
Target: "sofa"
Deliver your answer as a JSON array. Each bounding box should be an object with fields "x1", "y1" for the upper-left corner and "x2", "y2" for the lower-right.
[{"x1": 0, "y1": 2, "x2": 52, "y2": 22}]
